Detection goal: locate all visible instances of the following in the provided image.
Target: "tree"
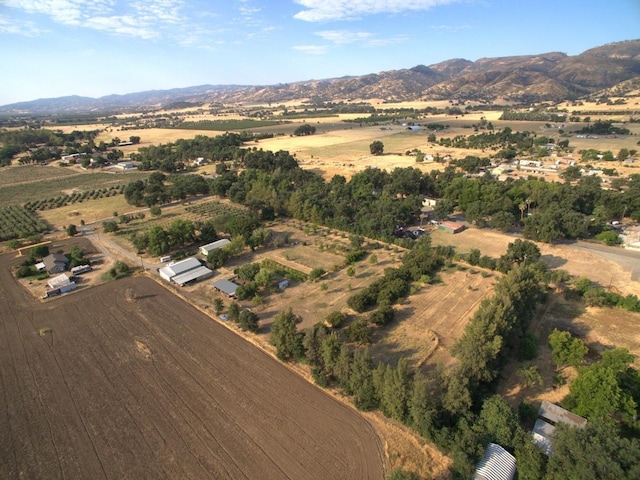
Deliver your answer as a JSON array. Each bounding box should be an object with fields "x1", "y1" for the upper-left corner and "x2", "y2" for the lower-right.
[
  {"x1": 213, "y1": 297, "x2": 224, "y2": 316},
  {"x1": 30, "y1": 244, "x2": 49, "y2": 259},
  {"x1": 567, "y1": 364, "x2": 636, "y2": 421},
  {"x1": 369, "y1": 141, "x2": 384, "y2": 155},
  {"x1": 478, "y1": 395, "x2": 521, "y2": 449},
  {"x1": 228, "y1": 301, "x2": 240, "y2": 322},
  {"x1": 548, "y1": 329, "x2": 588, "y2": 369},
  {"x1": 238, "y1": 309, "x2": 259, "y2": 333},
  {"x1": 546, "y1": 421, "x2": 640, "y2": 480},
  {"x1": 66, "y1": 224, "x2": 77, "y2": 237},
  {"x1": 270, "y1": 308, "x2": 305, "y2": 361},
  {"x1": 293, "y1": 124, "x2": 316, "y2": 136},
  {"x1": 325, "y1": 311, "x2": 346, "y2": 328}
]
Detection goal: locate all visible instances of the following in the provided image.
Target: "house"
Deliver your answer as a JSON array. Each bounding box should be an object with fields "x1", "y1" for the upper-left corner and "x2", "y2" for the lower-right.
[
  {"x1": 194, "y1": 157, "x2": 207, "y2": 166},
  {"x1": 42, "y1": 253, "x2": 69, "y2": 273},
  {"x1": 158, "y1": 257, "x2": 213, "y2": 286},
  {"x1": 422, "y1": 197, "x2": 438, "y2": 208},
  {"x1": 474, "y1": 443, "x2": 516, "y2": 480},
  {"x1": 211, "y1": 279, "x2": 239, "y2": 298},
  {"x1": 199, "y1": 239, "x2": 231, "y2": 257},
  {"x1": 532, "y1": 401, "x2": 587, "y2": 456}
]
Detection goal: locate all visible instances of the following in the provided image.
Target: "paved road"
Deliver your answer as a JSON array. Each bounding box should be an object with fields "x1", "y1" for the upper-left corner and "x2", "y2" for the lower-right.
[{"x1": 565, "y1": 239, "x2": 640, "y2": 281}]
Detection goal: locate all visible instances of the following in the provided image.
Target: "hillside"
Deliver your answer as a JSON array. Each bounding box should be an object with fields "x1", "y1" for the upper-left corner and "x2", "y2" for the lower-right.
[{"x1": 2, "y1": 40, "x2": 639, "y2": 114}]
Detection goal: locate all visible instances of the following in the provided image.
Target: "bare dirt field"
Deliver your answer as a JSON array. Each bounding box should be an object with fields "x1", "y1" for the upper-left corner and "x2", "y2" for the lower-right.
[{"x1": 0, "y1": 243, "x2": 386, "y2": 480}]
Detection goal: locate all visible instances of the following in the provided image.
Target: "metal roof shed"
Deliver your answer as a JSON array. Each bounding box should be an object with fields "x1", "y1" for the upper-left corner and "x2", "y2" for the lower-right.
[
  {"x1": 474, "y1": 443, "x2": 516, "y2": 480},
  {"x1": 172, "y1": 266, "x2": 214, "y2": 286},
  {"x1": 159, "y1": 257, "x2": 202, "y2": 282},
  {"x1": 211, "y1": 279, "x2": 239, "y2": 298},
  {"x1": 199, "y1": 239, "x2": 231, "y2": 256}
]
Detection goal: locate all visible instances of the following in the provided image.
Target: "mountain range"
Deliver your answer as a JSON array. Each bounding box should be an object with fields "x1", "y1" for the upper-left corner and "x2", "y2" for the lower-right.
[{"x1": 3, "y1": 40, "x2": 639, "y2": 114}]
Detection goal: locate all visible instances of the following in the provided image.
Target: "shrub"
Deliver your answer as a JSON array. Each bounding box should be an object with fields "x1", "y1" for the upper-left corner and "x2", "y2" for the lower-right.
[{"x1": 326, "y1": 311, "x2": 346, "y2": 328}]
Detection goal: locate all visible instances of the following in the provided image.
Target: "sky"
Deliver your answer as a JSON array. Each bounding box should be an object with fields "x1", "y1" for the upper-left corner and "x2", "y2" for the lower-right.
[{"x1": 1, "y1": 0, "x2": 639, "y2": 106}]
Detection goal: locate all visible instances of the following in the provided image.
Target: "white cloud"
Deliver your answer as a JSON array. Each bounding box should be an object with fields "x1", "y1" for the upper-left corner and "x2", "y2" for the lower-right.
[
  {"x1": 2, "y1": 0, "x2": 188, "y2": 39},
  {"x1": 292, "y1": 45, "x2": 327, "y2": 55},
  {"x1": 315, "y1": 30, "x2": 409, "y2": 47},
  {"x1": 294, "y1": 0, "x2": 458, "y2": 22},
  {"x1": 0, "y1": 14, "x2": 47, "y2": 36}
]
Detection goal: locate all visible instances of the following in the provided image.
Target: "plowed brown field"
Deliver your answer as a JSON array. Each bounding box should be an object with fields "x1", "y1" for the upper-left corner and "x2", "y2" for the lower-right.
[{"x1": 0, "y1": 248, "x2": 385, "y2": 479}]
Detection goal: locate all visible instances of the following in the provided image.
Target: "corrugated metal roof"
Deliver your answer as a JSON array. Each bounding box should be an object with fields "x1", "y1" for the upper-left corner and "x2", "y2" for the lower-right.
[
  {"x1": 211, "y1": 279, "x2": 239, "y2": 297},
  {"x1": 160, "y1": 257, "x2": 202, "y2": 278},
  {"x1": 172, "y1": 266, "x2": 213, "y2": 286},
  {"x1": 474, "y1": 443, "x2": 516, "y2": 480},
  {"x1": 200, "y1": 239, "x2": 231, "y2": 253},
  {"x1": 538, "y1": 400, "x2": 587, "y2": 427}
]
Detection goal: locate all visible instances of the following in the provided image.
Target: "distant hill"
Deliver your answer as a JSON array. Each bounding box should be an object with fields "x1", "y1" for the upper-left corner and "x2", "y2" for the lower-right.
[{"x1": 2, "y1": 40, "x2": 639, "y2": 114}]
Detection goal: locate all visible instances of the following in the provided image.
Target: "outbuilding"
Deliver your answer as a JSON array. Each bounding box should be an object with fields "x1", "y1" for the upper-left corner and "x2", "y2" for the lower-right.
[
  {"x1": 211, "y1": 279, "x2": 239, "y2": 298},
  {"x1": 159, "y1": 257, "x2": 213, "y2": 286},
  {"x1": 438, "y1": 221, "x2": 465, "y2": 234},
  {"x1": 199, "y1": 238, "x2": 231, "y2": 256},
  {"x1": 474, "y1": 443, "x2": 516, "y2": 480},
  {"x1": 532, "y1": 401, "x2": 587, "y2": 456}
]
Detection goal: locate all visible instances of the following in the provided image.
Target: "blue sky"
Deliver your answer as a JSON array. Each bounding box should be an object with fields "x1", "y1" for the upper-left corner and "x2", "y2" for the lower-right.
[{"x1": 1, "y1": 0, "x2": 639, "y2": 106}]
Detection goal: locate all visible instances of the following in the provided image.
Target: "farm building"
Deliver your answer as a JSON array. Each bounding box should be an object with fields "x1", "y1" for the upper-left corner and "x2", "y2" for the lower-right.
[
  {"x1": 199, "y1": 239, "x2": 231, "y2": 256},
  {"x1": 42, "y1": 253, "x2": 69, "y2": 273},
  {"x1": 532, "y1": 401, "x2": 587, "y2": 456},
  {"x1": 48, "y1": 273, "x2": 72, "y2": 290},
  {"x1": 211, "y1": 279, "x2": 239, "y2": 298},
  {"x1": 474, "y1": 443, "x2": 516, "y2": 480},
  {"x1": 159, "y1": 257, "x2": 213, "y2": 286},
  {"x1": 438, "y1": 221, "x2": 465, "y2": 234}
]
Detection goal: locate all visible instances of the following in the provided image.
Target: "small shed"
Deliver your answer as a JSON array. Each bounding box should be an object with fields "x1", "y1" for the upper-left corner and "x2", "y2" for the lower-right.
[
  {"x1": 199, "y1": 238, "x2": 231, "y2": 257},
  {"x1": 474, "y1": 443, "x2": 516, "y2": 480},
  {"x1": 438, "y1": 221, "x2": 465, "y2": 234},
  {"x1": 211, "y1": 279, "x2": 239, "y2": 298},
  {"x1": 531, "y1": 401, "x2": 587, "y2": 456}
]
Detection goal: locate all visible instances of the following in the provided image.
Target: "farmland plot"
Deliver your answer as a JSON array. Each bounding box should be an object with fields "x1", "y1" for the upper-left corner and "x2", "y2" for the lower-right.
[
  {"x1": 0, "y1": 251, "x2": 385, "y2": 480},
  {"x1": 370, "y1": 268, "x2": 497, "y2": 369}
]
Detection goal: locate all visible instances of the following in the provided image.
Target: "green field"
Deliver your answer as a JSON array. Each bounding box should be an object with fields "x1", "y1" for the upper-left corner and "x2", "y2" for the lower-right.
[{"x1": 0, "y1": 170, "x2": 150, "y2": 206}]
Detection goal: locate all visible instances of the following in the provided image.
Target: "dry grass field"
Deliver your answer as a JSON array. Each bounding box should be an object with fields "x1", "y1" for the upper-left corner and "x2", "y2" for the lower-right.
[
  {"x1": 0, "y1": 243, "x2": 386, "y2": 480},
  {"x1": 37, "y1": 195, "x2": 135, "y2": 229},
  {"x1": 370, "y1": 267, "x2": 497, "y2": 371}
]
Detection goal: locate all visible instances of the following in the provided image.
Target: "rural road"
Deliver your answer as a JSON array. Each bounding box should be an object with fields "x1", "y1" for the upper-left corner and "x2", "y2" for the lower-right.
[{"x1": 562, "y1": 239, "x2": 640, "y2": 281}]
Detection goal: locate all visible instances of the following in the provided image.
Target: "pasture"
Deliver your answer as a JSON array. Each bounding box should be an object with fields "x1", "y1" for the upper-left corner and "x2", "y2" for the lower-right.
[{"x1": 0, "y1": 248, "x2": 385, "y2": 480}]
